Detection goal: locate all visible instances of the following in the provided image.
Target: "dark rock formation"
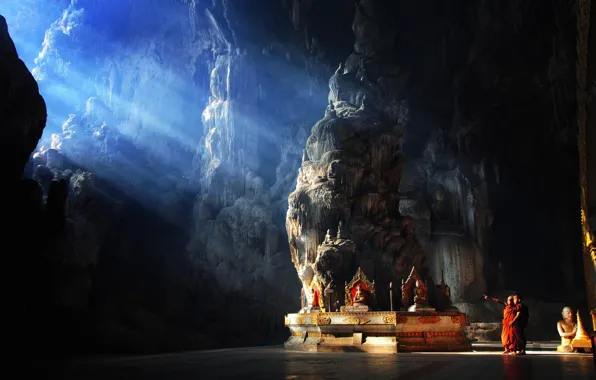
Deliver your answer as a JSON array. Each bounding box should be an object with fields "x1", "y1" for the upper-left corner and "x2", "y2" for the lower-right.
[
  {"x1": 286, "y1": 0, "x2": 430, "y2": 310},
  {"x1": 1, "y1": 14, "x2": 50, "y2": 363},
  {"x1": 397, "y1": 0, "x2": 584, "y2": 304},
  {"x1": 0, "y1": 15, "x2": 47, "y2": 181},
  {"x1": 287, "y1": 0, "x2": 588, "y2": 313}
]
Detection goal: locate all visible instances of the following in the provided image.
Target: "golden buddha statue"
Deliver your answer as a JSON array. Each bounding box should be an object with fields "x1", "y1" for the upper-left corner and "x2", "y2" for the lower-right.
[
  {"x1": 353, "y1": 285, "x2": 366, "y2": 304},
  {"x1": 343, "y1": 268, "x2": 376, "y2": 310},
  {"x1": 414, "y1": 280, "x2": 428, "y2": 306},
  {"x1": 557, "y1": 307, "x2": 577, "y2": 352}
]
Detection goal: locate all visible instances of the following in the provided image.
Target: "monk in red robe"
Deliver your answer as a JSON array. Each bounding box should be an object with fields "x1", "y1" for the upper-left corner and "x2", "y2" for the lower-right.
[
  {"x1": 484, "y1": 294, "x2": 516, "y2": 353},
  {"x1": 510, "y1": 293, "x2": 528, "y2": 355}
]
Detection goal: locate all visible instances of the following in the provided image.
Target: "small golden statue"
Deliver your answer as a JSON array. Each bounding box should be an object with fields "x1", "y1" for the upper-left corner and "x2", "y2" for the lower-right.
[
  {"x1": 401, "y1": 266, "x2": 434, "y2": 311},
  {"x1": 353, "y1": 285, "x2": 366, "y2": 304},
  {"x1": 414, "y1": 280, "x2": 428, "y2": 306},
  {"x1": 344, "y1": 267, "x2": 376, "y2": 310},
  {"x1": 557, "y1": 307, "x2": 577, "y2": 352},
  {"x1": 557, "y1": 307, "x2": 592, "y2": 353}
]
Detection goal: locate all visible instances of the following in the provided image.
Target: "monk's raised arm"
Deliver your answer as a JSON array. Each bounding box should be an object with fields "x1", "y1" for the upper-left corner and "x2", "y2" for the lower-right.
[{"x1": 483, "y1": 293, "x2": 505, "y2": 306}]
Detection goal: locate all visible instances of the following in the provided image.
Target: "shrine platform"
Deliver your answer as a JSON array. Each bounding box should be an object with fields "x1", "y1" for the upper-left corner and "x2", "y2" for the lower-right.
[{"x1": 284, "y1": 310, "x2": 471, "y2": 353}]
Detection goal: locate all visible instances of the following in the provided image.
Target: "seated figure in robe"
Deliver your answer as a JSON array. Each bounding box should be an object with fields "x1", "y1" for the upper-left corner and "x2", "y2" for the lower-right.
[
  {"x1": 353, "y1": 285, "x2": 367, "y2": 305},
  {"x1": 557, "y1": 306, "x2": 578, "y2": 352}
]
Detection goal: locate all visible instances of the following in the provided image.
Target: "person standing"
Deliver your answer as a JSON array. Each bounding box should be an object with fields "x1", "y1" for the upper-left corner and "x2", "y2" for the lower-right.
[
  {"x1": 483, "y1": 294, "x2": 516, "y2": 353},
  {"x1": 511, "y1": 293, "x2": 529, "y2": 355}
]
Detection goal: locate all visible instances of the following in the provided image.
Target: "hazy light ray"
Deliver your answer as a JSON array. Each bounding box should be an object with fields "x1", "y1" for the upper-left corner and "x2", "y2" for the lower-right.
[{"x1": 6, "y1": 0, "x2": 333, "y2": 211}]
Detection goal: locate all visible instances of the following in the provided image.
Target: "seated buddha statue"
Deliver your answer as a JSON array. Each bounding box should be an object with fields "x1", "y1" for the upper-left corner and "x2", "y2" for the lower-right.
[
  {"x1": 413, "y1": 280, "x2": 428, "y2": 306},
  {"x1": 557, "y1": 307, "x2": 578, "y2": 352},
  {"x1": 353, "y1": 285, "x2": 367, "y2": 305}
]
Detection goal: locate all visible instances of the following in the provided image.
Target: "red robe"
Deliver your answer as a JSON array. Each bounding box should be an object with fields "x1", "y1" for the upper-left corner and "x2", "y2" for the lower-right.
[
  {"x1": 510, "y1": 304, "x2": 527, "y2": 351},
  {"x1": 501, "y1": 305, "x2": 516, "y2": 350},
  {"x1": 312, "y1": 290, "x2": 321, "y2": 308}
]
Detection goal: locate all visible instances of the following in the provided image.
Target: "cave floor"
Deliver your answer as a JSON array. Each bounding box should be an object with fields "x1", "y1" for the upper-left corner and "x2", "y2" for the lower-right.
[{"x1": 34, "y1": 346, "x2": 595, "y2": 379}]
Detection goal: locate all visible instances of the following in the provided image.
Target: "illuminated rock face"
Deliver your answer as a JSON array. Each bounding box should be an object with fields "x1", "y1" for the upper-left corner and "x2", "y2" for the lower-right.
[
  {"x1": 5, "y1": 0, "x2": 327, "y2": 352},
  {"x1": 286, "y1": 0, "x2": 428, "y2": 310}
]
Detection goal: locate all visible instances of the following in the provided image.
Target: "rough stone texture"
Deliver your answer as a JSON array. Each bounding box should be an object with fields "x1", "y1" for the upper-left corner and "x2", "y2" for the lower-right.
[
  {"x1": 2, "y1": 0, "x2": 342, "y2": 355},
  {"x1": 400, "y1": 144, "x2": 489, "y2": 302},
  {"x1": 396, "y1": 0, "x2": 584, "y2": 304},
  {"x1": 286, "y1": 0, "x2": 432, "y2": 311},
  {"x1": 287, "y1": 0, "x2": 586, "y2": 309}
]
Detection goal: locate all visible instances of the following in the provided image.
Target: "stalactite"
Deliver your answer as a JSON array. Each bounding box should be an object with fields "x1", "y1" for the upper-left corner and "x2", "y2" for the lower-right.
[{"x1": 188, "y1": 0, "x2": 197, "y2": 37}]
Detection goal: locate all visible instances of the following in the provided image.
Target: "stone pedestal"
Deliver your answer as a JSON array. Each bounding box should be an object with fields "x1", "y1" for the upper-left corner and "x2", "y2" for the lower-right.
[
  {"x1": 284, "y1": 311, "x2": 471, "y2": 353},
  {"x1": 342, "y1": 305, "x2": 369, "y2": 312}
]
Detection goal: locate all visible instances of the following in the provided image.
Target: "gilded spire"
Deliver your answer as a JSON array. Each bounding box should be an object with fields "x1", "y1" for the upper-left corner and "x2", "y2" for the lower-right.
[{"x1": 573, "y1": 312, "x2": 590, "y2": 341}]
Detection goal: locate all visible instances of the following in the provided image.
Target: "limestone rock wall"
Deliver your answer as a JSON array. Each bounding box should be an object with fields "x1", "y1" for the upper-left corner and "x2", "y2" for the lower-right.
[
  {"x1": 286, "y1": 0, "x2": 428, "y2": 310},
  {"x1": 391, "y1": 0, "x2": 583, "y2": 304},
  {"x1": 2, "y1": 0, "x2": 344, "y2": 354}
]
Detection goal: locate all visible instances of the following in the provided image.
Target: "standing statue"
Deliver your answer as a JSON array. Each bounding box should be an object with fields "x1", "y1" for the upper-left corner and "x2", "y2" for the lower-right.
[{"x1": 337, "y1": 221, "x2": 344, "y2": 240}]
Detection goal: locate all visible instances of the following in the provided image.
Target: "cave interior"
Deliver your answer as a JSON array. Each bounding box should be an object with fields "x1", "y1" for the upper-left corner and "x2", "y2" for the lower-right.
[{"x1": 1, "y1": 0, "x2": 595, "y2": 357}]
